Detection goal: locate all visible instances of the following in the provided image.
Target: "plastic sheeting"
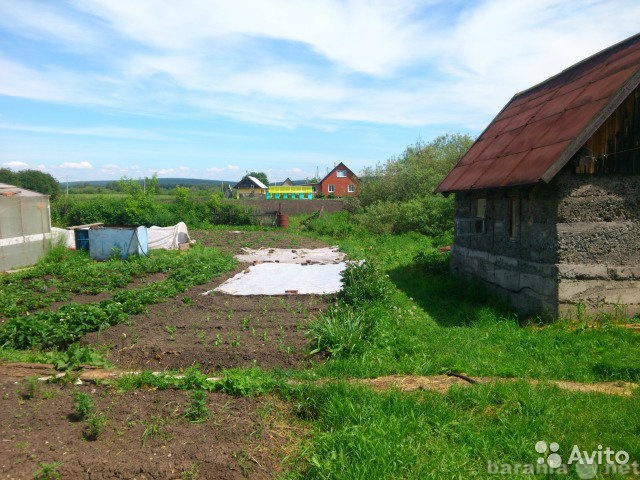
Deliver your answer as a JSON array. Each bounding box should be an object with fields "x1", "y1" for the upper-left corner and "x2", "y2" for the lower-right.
[
  {"x1": 147, "y1": 222, "x2": 192, "y2": 250},
  {"x1": 235, "y1": 246, "x2": 345, "y2": 264},
  {"x1": 211, "y1": 262, "x2": 347, "y2": 295},
  {"x1": 0, "y1": 186, "x2": 51, "y2": 271}
]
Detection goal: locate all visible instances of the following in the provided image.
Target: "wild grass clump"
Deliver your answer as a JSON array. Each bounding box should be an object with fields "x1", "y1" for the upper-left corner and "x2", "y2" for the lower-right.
[
  {"x1": 307, "y1": 261, "x2": 393, "y2": 358},
  {"x1": 308, "y1": 306, "x2": 373, "y2": 357}
]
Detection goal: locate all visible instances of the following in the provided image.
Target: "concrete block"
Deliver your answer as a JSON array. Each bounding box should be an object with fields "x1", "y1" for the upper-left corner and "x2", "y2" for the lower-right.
[{"x1": 557, "y1": 264, "x2": 608, "y2": 280}]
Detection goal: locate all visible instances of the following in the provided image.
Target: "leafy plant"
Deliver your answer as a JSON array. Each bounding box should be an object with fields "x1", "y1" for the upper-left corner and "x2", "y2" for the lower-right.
[
  {"x1": 183, "y1": 389, "x2": 209, "y2": 423},
  {"x1": 22, "y1": 377, "x2": 39, "y2": 400},
  {"x1": 83, "y1": 412, "x2": 107, "y2": 441},
  {"x1": 33, "y1": 461, "x2": 62, "y2": 480},
  {"x1": 73, "y1": 391, "x2": 94, "y2": 421}
]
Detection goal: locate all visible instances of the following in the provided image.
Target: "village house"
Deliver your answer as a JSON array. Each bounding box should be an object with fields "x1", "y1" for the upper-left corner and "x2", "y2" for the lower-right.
[
  {"x1": 435, "y1": 33, "x2": 640, "y2": 318},
  {"x1": 232, "y1": 175, "x2": 268, "y2": 198},
  {"x1": 311, "y1": 162, "x2": 359, "y2": 197}
]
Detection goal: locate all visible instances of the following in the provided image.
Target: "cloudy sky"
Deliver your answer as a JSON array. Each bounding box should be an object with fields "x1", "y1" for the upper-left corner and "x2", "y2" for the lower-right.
[{"x1": 1, "y1": 0, "x2": 639, "y2": 182}]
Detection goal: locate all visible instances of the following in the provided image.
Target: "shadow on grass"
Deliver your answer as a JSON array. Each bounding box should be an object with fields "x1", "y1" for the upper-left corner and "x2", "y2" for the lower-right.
[{"x1": 387, "y1": 263, "x2": 522, "y2": 328}]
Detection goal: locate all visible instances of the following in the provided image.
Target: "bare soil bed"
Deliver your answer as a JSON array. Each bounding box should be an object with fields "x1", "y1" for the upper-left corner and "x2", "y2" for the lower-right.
[
  {"x1": 0, "y1": 379, "x2": 299, "y2": 479},
  {"x1": 81, "y1": 229, "x2": 332, "y2": 372}
]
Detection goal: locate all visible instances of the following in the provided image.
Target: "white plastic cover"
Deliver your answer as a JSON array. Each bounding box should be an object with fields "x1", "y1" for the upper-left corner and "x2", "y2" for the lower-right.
[
  {"x1": 147, "y1": 222, "x2": 192, "y2": 250},
  {"x1": 235, "y1": 247, "x2": 345, "y2": 264},
  {"x1": 210, "y1": 262, "x2": 347, "y2": 295}
]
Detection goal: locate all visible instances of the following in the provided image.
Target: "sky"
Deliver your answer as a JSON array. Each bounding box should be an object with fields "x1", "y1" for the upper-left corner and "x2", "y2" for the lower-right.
[{"x1": 1, "y1": 1, "x2": 639, "y2": 183}]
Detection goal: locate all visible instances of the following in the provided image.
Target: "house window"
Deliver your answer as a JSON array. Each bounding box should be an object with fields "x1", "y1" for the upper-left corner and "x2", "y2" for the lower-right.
[
  {"x1": 508, "y1": 196, "x2": 520, "y2": 240},
  {"x1": 336, "y1": 170, "x2": 347, "y2": 178},
  {"x1": 311, "y1": 186, "x2": 317, "y2": 192},
  {"x1": 473, "y1": 198, "x2": 486, "y2": 218},
  {"x1": 471, "y1": 198, "x2": 486, "y2": 234},
  {"x1": 328, "y1": 184, "x2": 335, "y2": 193},
  {"x1": 348, "y1": 184, "x2": 355, "y2": 193}
]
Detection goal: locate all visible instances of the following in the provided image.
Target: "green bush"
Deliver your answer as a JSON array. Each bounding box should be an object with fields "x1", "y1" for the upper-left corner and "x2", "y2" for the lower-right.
[
  {"x1": 413, "y1": 249, "x2": 450, "y2": 275},
  {"x1": 338, "y1": 261, "x2": 391, "y2": 307}
]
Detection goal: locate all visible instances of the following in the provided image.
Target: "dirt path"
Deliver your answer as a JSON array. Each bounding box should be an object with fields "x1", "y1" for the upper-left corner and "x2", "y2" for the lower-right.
[{"x1": 1, "y1": 363, "x2": 636, "y2": 397}]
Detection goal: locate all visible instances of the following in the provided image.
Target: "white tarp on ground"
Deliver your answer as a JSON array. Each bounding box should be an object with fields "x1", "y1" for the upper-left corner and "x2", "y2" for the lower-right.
[
  {"x1": 235, "y1": 246, "x2": 345, "y2": 264},
  {"x1": 211, "y1": 262, "x2": 347, "y2": 295},
  {"x1": 51, "y1": 227, "x2": 76, "y2": 248},
  {"x1": 148, "y1": 222, "x2": 192, "y2": 250}
]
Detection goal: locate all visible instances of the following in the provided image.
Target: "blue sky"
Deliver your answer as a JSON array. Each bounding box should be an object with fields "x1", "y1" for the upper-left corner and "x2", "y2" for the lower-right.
[{"x1": 1, "y1": 1, "x2": 639, "y2": 183}]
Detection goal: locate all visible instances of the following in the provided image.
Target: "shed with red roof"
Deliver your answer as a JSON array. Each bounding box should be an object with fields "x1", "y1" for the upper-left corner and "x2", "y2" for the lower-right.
[{"x1": 436, "y1": 33, "x2": 640, "y2": 317}]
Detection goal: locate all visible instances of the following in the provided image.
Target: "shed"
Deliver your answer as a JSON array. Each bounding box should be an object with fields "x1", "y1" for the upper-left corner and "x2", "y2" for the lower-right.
[
  {"x1": 0, "y1": 183, "x2": 51, "y2": 271},
  {"x1": 435, "y1": 33, "x2": 640, "y2": 318}
]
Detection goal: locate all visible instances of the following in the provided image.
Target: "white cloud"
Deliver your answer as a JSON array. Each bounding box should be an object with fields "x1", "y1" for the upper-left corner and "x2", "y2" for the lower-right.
[
  {"x1": 59, "y1": 161, "x2": 94, "y2": 169},
  {"x1": 227, "y1": 165, "x2": 240, "y2": 171},
  {"x1": 207, "y1": 167, "x2": 224, "y2": 173},
  {"x1": 2, "y1": 161, "x2": 29, "y2": 169},
  {"x1": 0, "y1": 1, "x2": 103, "y2": 51},
  {"x1": 76, "y1": 0, "x2": 429, "y2": 75},
  {"x1": 1, "y1": 0, "x2": 639, "y2": 132},
  {"x1": 0, "y1": 122, "x2": 166, "y2": 141}
]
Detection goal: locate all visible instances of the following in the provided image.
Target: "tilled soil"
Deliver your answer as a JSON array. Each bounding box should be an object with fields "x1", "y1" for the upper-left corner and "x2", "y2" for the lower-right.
[
  {"x1": 0, "y1": 379, "x2": 299, "y2": 480},
  {"x1": 81, "y1": 229, "x2": 333, "y2": 372}
]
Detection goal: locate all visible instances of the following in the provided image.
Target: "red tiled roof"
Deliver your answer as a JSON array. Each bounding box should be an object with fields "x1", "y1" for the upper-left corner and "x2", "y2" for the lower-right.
[{"x1": 435, "y1": 33, "x2": 640, "y2": 193}]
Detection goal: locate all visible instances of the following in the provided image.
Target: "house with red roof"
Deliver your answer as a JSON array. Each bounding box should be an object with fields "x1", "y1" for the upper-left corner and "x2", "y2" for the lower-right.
[
  {"x1": 436, "y1": 33, "x2": 640, "y2": 318},
  {"x1": 310, "y1": 162, "x2": 359, "y2": 197}
]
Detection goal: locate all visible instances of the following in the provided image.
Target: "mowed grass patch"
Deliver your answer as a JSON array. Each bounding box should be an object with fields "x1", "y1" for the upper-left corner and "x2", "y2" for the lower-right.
[
  {"x1": 302, "y1": 214, "x2": 640, "y2": 383},
  {"x1": 284, "y1": 381, "x2": 640, "y2": 479}
]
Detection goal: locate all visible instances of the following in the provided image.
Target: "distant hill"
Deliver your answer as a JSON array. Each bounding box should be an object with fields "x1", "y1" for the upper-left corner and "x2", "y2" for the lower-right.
[
  {"x1": 66, "y1": 178, "x2": 235, "y2": 188},
  {"x1": 66, "y1": 178, "x2": 309, "y2": 188}
]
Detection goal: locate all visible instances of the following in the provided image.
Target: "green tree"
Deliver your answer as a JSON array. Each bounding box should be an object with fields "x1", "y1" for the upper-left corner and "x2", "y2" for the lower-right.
[
  {"x1": 247, "y1": 171, "x2": 269, "y2": 186},
  {"x1": 356, "y1": 133, "x2": 474, "y2": 237},
  {"x1": 0, "y1": 168, "x2": 17, "y2": 185},
  {"x1": 0, "y1": 168, "x2": 60, "y2": 199}
]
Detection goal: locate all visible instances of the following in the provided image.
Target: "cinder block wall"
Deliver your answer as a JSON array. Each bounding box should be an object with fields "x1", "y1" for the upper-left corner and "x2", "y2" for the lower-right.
[
  {"x1": 452, "y1": 169, "x2": 640, "y2": 318},
  {"x1": 451, "y1": 183, "x2": 559, "y2": 316},
  {"x1": 555, "y1": 170, "x2": 640, "y2": 316}
]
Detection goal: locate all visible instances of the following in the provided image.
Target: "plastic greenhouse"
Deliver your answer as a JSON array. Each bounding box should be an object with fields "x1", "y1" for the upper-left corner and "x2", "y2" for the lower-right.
[{"x1": 0, "y1": 183, "x2": 51, "y2": 271}]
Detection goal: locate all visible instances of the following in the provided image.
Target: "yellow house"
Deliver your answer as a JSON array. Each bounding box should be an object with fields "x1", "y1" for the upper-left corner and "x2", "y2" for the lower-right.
[{"x1": 233, "y1": 175, "x2": 268, "y2": 198}]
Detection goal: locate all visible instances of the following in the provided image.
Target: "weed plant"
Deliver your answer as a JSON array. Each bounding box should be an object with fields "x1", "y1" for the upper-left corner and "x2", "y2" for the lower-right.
[
  {"x1": 73, "y1": 392, "x2": 94, "y2": 421},
  {"x1": 183, "y1": 389, "x2": 209, "y2": 423},
  {"x1": 83, "y1": 412, "x2": 107, "y2": 441},
  {"x1": 33, "y1": 462, "x2": 62, "y2": 480}
]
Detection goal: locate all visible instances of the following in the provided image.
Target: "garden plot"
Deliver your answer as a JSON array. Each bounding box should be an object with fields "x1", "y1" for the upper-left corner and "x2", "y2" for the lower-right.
[{"x1": 210, "y1": 246, "x2": 349, "y2": 296}]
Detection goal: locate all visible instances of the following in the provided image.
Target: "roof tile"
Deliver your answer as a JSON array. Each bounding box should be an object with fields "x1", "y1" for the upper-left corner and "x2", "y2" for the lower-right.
[{"x1": 436, "y1": 33, "x2": 640, "y2": 193}]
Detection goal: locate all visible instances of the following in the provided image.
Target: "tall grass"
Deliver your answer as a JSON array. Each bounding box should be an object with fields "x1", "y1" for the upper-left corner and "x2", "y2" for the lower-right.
[
  {"x1": 285, "y1": 381, "x2": 640, "y2": 479},
  {"x1": 303, "y1": 212, "x2": 640, "y2": 383}
]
